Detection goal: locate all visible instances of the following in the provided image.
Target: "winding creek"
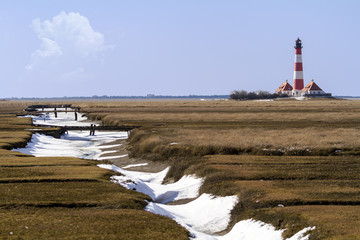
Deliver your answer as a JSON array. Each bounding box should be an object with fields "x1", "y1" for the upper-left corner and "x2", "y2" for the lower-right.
[{"x1": 14, "y1": 109, "x2": 314, "y2": 240}]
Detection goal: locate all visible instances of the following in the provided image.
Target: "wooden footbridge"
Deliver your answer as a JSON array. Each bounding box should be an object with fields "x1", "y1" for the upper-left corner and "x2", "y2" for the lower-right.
[
  {"x1": 33, "y1": 124, "x2": 140, "y2": 136},
  {"x1": 25, "y1": 104, "x2": 82, "y2": 120},
  {"x1": 26, "y1": 105, "x2": 140, "y2": 135},
  {"x1": 25, "y1": 104, "x2": 77, "y2": 111}
]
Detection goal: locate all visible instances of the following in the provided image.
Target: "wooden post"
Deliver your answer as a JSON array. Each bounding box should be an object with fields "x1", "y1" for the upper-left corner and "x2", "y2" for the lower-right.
[
  {"x1": 75, "y1": 112, "x2": 78, "y2": 121},
  {"x1": 90, "y1": 124, "x2": 93, "y2": 135}
]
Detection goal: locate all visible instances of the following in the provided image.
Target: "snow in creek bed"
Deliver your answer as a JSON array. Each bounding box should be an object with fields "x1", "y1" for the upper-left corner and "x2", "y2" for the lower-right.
[
  {"x1": 14, "y1": 131, "x2": 127, "y2": 159},
  {"x1": 13, "y1": 110, "x2": 315, "y2": 240},
  {"x1": 99, "y1": 163, "x2": 315, "y2": 240}
]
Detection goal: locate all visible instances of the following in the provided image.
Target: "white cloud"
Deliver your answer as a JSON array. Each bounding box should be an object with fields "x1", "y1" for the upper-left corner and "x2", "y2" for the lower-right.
[{"x1": 26, "y1": 11, "x2": 111, "y2": 69}]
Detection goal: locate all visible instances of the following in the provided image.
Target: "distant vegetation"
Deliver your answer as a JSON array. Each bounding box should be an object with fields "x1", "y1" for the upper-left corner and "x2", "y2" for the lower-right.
[
  {"x1": 230, "y1": 90, "x2": 288, "y2": 100},
  {"x1": 4, "y1": 94, "x2": 230, "y2": 100}
]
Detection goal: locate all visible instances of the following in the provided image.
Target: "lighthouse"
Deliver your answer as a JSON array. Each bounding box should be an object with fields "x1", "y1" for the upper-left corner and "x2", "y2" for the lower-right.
[
  {"x1": 275, "y1": 38, "x2": 331, "y2": 98},
  {"x1": 292, "y1": 38, "x2": 304, "y2": 96}
]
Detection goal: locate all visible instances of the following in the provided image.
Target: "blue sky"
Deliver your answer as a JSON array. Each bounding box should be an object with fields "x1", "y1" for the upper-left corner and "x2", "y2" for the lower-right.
[{"x1": 1, "y1": 0, "x2": 359, "y2": 97}]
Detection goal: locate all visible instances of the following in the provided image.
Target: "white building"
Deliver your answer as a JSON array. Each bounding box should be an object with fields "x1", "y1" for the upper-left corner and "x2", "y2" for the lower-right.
[
  {"x1": 301, "y1": 79, "x2": 326, "y2": 95},
  {"x1": 275, "y1": 79, "x2": 331, "y2": 97},
  {"x1": 275, "y1": 80, "x2": 293, "y2": 95}
]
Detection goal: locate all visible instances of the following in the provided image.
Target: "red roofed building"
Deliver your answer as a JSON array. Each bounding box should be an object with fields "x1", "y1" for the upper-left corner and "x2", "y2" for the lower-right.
[
  {"x1": 276, "y1": 80, "x2": 293, "y2": 95},
  {"x1": 302, "y1": 79, "x2": 325, "y2": 95}
]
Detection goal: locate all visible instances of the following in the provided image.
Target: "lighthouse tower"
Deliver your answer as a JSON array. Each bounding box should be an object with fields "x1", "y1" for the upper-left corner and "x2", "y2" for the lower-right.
[{"x1": 292, "y1": 38, "x2": 304, "y2": 96}]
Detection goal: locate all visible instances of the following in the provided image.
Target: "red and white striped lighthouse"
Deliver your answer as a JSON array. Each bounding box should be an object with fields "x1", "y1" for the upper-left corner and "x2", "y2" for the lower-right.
[{"x1": 292, "y1": 38, "x2": 304, "y2": 96}]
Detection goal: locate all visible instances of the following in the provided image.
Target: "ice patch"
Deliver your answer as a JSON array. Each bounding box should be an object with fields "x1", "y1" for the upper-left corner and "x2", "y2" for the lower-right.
[
  {"x1": 213, "y1": 220, "x2": 314, "y2": 240},
  {"x1": 14, "y1": 131, "x2": 127, "y2": 160},
  {"x1": 98, "y1": 144, "x2": 122, "y2": 149},
  {"x1": 100, "y1": 150, "x2": 118, "y2": 155},
  {"x1": 97, "y1": 154, "x2": 128, "y2": 160},
  {"x1": 98, "y1": 164, "x2": 203, "y2": 204},
  {"x1": 287, "y1": 226, "x2": 315, "y2": 240},
  {"x1": 123, "y1": 163, "x2": 148, "y2": 169},
  {"x1": 146, "y1": 193, "x2": 238, "y2": 233},
  {"x1": 98, "y1": 164, "x2": 169, "y2": 184},
  {"x1": 255, "y1": 99, "x2": 274, "y2": 101}
]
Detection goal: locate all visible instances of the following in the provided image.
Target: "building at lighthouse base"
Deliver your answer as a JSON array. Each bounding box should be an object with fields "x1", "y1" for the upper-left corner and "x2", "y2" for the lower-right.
[
  {"x1": 275, "y1": 80, "x2": 293, "y2": 95},
  {"x1": 276, "y1": 80, "x2": 331, "y2": 97}
]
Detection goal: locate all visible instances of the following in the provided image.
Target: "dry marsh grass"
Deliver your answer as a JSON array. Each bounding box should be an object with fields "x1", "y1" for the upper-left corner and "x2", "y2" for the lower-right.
[
  {"x1": 0, "y1": 165, "x2": 112, "y2": 181},
  {"x1": 0, "y1": 101, "x2": 189, "y2": 239},
  {"x1": 89, "y1": 111, "x2": 360, "y2": 127},
  {"x1": 0, "y1": 156, "x2": 92, "y2": 167},
  {"x1": 76, "y1": 99, "x2": 360, "y2": 120},
  {"x1": 3, "y1": 99, "x2": 359, "y2": 239},
  {"x1": 150, "y1": 127, "x2": 360, "y2": 152},
  {"x1": 202, "y1": 155, "x2": 360, "y2": 239},
  {"x1": 256, "y1": 206, "x2": 360, "y2": 240},
  {"x1": 72, "y1": 99, "x2": 360, "y2": 239},
  {"x1": 232, "y1": 180, "x2": 360, "y2": 202},
  {"x1": 0, "y1": 182, "x2": 150, "y2": 209},
  {"x1": 74, "y1": 99, "x2": 360, "y2": 156},
  {"x1": 206, "y1": 156, "x2": 360, "y2": 180},
  {"x1": 0, "y1": 208, "x2": 189, "y2": 240}
]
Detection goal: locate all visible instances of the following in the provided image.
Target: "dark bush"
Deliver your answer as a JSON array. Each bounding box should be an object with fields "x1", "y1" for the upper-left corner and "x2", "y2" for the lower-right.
[{"x1": 230, "y1": 90, "x2": 288, "y2": 100}]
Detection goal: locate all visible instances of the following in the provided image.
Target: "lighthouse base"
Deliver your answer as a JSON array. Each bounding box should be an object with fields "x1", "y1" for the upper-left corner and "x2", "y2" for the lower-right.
[{"x1": 291, "y1": 90, "x2": 303, "y2": 97}]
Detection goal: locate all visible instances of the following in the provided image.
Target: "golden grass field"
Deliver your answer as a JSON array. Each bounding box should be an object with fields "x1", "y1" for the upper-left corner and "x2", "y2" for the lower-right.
[
  {"x1": 1, "y1": 99, "x2": 360, "y2": 239},
  {"x1": 74, "y1": 98, "x2": 360, "y2": 240},
  {"x1": 0, "y1": 101, "x2": 189, "y2": 240},
  {"x1": 79, "y1": 99, "x2": 360, "y2": 154}
]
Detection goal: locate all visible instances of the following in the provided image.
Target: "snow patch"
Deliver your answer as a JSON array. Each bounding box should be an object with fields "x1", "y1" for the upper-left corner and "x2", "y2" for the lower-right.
[
  {"x1": 255, "y1": 99, "x2": 274, "y2": 102},
  {"x1": 98, "y1": 144, "x2": 122, "y2": 149},
  {"x1": 98, "y1": 164, "x2": 203, "y2": 203},
  {"x1": 123, "y1": 163, "x2": 148, "y2": 169},
  {"x1": 97, "y1": 154, "x2": 128, "y2": 160},
  {"x1": 14, "y1": 131, "x2": 127, "y2": 160},
  {"x1": 146, "y1": 194, "x2": 238, "y2": 233}
]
